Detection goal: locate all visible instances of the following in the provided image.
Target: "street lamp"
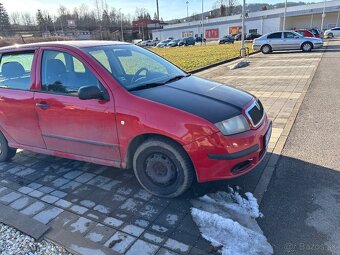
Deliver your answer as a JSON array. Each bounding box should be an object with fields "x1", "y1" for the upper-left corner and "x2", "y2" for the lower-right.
[
  {"x1": 241, "y1": 0, "x2": 246, "y2": 57},
  {"x1": 320, "y1": 0, "x2": 326, "y2": 32},
  {"x1": 119, "y1": 8, "x2": 124, "y2": 41},
  {"x1": 186, "y1": 1, "x2": 189, "y2": 18},
  {"x1": 201, "y1": 0, "x2": 204, "y2": 45},
  {"x1": 282, "y1": 0, "x2": 287, "y2": 30}
]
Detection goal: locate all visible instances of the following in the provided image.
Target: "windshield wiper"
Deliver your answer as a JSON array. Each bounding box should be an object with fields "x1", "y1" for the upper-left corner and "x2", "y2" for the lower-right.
[{"x1": 128, "y1": 74, "x2": 191, "y2": 91}]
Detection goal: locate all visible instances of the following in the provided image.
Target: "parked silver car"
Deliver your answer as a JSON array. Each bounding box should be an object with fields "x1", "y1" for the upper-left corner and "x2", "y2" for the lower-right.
[
  {"x1": 324, "y1": 27, "x2": 340, "y2": 38},
  {"x1": 253, "y1": 31, "x2": 323, "y2": 54}
]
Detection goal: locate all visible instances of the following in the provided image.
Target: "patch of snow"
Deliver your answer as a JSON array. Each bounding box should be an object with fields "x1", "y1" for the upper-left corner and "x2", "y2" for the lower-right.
[{"x1": 191, "y1": 187, "x2": 273, "y2": 255}]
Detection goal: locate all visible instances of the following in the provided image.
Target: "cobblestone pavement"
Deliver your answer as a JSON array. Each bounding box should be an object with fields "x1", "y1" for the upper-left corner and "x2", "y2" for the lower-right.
[{"x1": 0, "y1": 49, "x2": 324, "y2": 255}]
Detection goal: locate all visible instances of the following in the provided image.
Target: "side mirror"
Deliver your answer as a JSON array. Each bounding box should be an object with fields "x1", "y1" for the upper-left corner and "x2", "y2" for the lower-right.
[{"x1": 78, "y1": 86, "x2": 105, "y2": 100}]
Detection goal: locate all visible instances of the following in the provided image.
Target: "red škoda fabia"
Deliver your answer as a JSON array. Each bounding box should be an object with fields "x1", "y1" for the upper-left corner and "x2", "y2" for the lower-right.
[{"x1": 0, "y1": 41, "x2": 272, "y2": 197}]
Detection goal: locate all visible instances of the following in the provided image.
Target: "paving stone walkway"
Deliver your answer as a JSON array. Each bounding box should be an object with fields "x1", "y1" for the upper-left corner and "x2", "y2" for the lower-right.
[{"x1": 0, "y1": 48, "x2": 324, "y2": 255}]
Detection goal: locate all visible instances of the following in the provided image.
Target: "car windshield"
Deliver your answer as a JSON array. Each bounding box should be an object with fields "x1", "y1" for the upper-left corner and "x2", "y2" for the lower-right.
[{"x1": 83, "y1": 44, "x2": 186, "y2": 91}]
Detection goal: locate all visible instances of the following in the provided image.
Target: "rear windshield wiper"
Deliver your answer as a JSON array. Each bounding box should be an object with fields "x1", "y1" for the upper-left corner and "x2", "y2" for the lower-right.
[{"x1": 128, "y1": 74, "x2": 191, "y2": 91}]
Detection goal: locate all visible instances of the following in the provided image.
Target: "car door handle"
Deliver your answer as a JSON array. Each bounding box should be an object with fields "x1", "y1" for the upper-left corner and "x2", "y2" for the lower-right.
[{"x1": 36, "y1": 103, "x2": 49, "y2": 109}]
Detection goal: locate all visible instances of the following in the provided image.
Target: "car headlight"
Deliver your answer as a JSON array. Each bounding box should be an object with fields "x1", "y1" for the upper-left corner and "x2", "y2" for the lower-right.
[{"x1": 215, "y1": 115, "x2": 250, "y2": 136}]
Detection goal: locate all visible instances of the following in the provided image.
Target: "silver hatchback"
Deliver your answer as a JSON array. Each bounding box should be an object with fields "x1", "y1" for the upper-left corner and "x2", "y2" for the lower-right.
[{"x1": 253, "y1": 31, "x2": 323, "y2": 54}]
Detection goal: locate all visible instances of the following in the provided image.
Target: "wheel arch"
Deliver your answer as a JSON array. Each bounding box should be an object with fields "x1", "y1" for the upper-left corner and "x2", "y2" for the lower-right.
[
  {"x1": 261, "y1": 44, "x2": 272, "y2": 53},
  {"x1": 301, "y1": 41, "x2": 313, "y2": 49},
  {"x1": 125, "y1": 133, "x2": 196, "y2": 179}
]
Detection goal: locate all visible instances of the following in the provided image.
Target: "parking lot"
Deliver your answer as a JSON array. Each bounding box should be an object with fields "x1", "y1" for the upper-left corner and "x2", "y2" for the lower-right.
[{"x1": 0, "y1": 44, "x2": 326, "y2": 255}]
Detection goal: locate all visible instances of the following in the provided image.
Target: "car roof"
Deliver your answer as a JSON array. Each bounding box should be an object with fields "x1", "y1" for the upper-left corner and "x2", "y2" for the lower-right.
[{"x1": 0, "y1": 40, "x2": 129, "y2": 52}]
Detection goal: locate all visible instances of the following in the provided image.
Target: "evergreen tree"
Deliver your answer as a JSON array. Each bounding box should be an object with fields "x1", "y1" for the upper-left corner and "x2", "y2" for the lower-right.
[
  {"x1": 0, "y1": 3, "x2": 10, "y2": 36},
  {"x1": 102, "y1": 10, "x2": 111, "y2": 30},
  {"x1": 36, "y1": 9, "x2": 45, "y2": 32}
]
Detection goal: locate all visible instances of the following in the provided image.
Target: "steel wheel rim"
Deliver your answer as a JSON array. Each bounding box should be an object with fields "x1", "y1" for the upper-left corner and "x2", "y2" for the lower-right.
[{"x1": 144, "y1": 153, "x2": 177, "y2": 186}]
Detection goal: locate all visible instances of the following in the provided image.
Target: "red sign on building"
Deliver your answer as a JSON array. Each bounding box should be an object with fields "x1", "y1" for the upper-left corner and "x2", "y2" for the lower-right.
[{"x1": 205, "y1": 29, "x2": 219, "y2": 39}]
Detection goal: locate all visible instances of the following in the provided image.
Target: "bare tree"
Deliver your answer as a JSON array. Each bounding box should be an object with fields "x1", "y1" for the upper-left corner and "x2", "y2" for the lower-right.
[
  {"x1": 226, "y1": 0, "x2": 238, "y2": 16},
  {"x1": 21, "y1": 13, "x2": 35, "y2": 27},
  {"x1": 10, "y1": 12, "x2": 21, "y2": 25}
]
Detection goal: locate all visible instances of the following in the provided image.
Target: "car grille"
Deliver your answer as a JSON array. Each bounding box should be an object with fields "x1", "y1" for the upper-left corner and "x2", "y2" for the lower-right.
[{"x1": 246, "y1": 100, "x2": 264, "y2": 128}]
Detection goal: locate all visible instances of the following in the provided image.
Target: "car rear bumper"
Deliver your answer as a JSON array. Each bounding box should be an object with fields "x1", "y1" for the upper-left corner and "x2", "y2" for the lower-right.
[
  {"x1": 184, "y1": 115, "x2": 272, "y2": 182},
  {"x1": 313, "y1": 42, "x2": 323, "y2": 49}
]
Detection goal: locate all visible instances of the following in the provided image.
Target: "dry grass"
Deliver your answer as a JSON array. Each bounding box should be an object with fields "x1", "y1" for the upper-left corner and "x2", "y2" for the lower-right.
[{"x1": 150, "y1": 43, "x2": 254, "y2": 72}]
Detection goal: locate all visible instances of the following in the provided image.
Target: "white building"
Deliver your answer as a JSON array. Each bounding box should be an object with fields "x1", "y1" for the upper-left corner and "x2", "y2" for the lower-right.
[{"x1": 152, "y1": 0, "x2": 340, "y2": 40}]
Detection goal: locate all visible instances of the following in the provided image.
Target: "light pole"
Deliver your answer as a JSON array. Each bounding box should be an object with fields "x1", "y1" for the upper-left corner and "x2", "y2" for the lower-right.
[
  {"x1": 320, "y1": 0, "x2": 326, "y2": 32},
  {"x1": 201, "y1": 0, "x2": 204, "y2": 45},
  {"x1": 156, "y1": 0, "x2": 160, "y2": 20},
  {"x1": 282, "y1": 0, "x2": 287, "y2": 30},
  {"x1": 120, "y1": 10, "x2": 124, "y2": 41},
  {"x1": 241, "y1": 0, "x2": 246, "y2": 57},
  {"x1": 186, "y1": 1, "x2": 189, "y2": 18},
  {"x1": 337, "y1": 11, "x2": 340, "y2": 27}
]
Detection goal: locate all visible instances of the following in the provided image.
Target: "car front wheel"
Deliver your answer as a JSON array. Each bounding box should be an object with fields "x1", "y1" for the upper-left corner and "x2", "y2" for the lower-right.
[
  {"x1": 133, "y1": 138, "x2": 194, "y2": 198},
  {"x1": 328, "y1": 33, "x2": 334, "y2": 39},
  {"x1": 261, "y1": 44, "x2": 272, "y2": 54},
  {"x1": 0, "y1": 132, "x2": 17, "y2": 162},
  {"x1": 301, "y1": 42, "x2": 313, "y2": 52}
]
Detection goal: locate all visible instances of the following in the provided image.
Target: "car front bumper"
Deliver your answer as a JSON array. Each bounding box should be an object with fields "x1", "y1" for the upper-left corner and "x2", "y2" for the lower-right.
[
  {"x1": 253, "y1": 44, "x2": 261, "y2": 51},
  {"x1": 184, "y1": 115, "x2": 272, "y2": 182}
]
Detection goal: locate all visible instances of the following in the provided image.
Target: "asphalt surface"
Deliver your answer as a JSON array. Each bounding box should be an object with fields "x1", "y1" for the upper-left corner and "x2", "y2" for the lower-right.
[{"x1": 259, "y1": 40, "x2": 340, "y2": 255}]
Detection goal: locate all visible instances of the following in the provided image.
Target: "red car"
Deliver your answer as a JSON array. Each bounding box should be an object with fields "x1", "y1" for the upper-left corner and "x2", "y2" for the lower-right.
[
  {"x1": 0, "y1": 41, "x2": 272, "y2": 197},
  {"x1": 295, "y1": 29, "x2": 315, "y2": 37}
]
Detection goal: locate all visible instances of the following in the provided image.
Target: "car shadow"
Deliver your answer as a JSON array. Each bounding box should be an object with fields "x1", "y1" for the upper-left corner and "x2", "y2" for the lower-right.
[{"x1": 258, "y1": 155, "x2": 340, "y2": 255}]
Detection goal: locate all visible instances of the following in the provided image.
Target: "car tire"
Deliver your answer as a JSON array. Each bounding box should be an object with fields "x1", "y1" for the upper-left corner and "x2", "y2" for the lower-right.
[
  {"x1": 328, "y1": 33, "x2": 334, "y2": 39},
  {"x1": 261, "y1": 44, "x2": 272, "y2": 54},
  {"x1": 133, "y1": 137, "x2": 194, "y2": 198},
  {"x1": 0, "y1": 132, "x2": 17, "y2": 162},
  {"x1": 301, "y1": 42, "x2": 313, "y2": 52}
]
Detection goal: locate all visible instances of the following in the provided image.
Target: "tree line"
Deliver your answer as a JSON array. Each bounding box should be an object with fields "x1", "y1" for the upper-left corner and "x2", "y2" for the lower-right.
[{"x1": 0, "y1": 2, "x2": 156, "y2": 37}]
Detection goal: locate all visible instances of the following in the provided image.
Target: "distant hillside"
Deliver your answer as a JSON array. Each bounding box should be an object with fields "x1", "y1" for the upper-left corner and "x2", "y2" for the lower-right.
[{"x1": 167, "y1": 1, "x2": 312, "y2": 23}]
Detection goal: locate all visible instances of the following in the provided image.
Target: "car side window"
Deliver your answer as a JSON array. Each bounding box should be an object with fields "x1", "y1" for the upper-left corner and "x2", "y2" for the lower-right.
[
  {"x1": 267, "y1": 32, "x2": 282, "y2": 39},
  {"x1": 284, "y1": 32, "x2": 296, "y2": 38},
  {"x1": 0, "y1": 52, "x2": 34, "y2": 90},
  {"x1": 41, "y1": 50, "x2": 103, "y2": 96}
]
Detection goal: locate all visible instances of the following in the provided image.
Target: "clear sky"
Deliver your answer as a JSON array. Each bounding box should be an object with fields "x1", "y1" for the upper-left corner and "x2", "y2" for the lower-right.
[{"x1": 1, "y1": 0, "x2": 324, "y2": 20}]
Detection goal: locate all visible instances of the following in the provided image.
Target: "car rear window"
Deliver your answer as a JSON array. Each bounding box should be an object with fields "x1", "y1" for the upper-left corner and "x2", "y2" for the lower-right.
[{"x1": 0, "y1": 52, "x2": 34, "y2": 90}]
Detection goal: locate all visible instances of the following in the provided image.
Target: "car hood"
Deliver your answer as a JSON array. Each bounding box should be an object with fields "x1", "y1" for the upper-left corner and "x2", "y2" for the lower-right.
[{"x1": 131, "y1": 75, "x2": 253, "y2": 123}]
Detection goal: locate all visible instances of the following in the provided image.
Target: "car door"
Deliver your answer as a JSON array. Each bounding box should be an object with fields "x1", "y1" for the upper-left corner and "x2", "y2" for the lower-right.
[
  {"x1": 0, "y1": 50, "x2": 46, "y2": 148},
  {"x1": 34, "y1": 48, "x2": 121, "y2": 163},
  {"x1": 266, "y1": 32, "x2": 283, "y2": 50},
  {"x1": 283, "y1": 32, "x2": 300, "y2": 50},
  {"x1": 334, "y1": 28, "x2": 340, "y2": 36}
]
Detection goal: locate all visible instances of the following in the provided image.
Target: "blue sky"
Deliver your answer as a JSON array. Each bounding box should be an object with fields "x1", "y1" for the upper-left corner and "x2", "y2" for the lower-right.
[{"x1": 1, "y1": 0, "x2": 324, "y2": 20}]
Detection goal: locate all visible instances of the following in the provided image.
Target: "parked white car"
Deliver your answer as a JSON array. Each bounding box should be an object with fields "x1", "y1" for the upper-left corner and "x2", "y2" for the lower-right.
[
  {"x1": 324, "y1": 27, "x2": 340, "y2": 38},
  {"x1": 253, "y1": 31, "x2": 323, "y2": 54}
]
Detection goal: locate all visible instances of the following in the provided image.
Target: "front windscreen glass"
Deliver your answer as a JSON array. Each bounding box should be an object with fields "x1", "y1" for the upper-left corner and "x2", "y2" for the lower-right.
[{"x1": 83, "y1": 45, "x2": 185, "y2": 91}]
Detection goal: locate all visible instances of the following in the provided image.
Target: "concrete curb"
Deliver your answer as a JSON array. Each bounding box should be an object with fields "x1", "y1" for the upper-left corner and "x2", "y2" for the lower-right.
[
  {"x1": 190, "y1": 51, "x2": 259, "y2": 74},
  {"x1": 0, "y1": 203, "x2": 50, "y2": 240},
  {"x1": 253, "y1": 45, "x2": 327, "y2": 205}
]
